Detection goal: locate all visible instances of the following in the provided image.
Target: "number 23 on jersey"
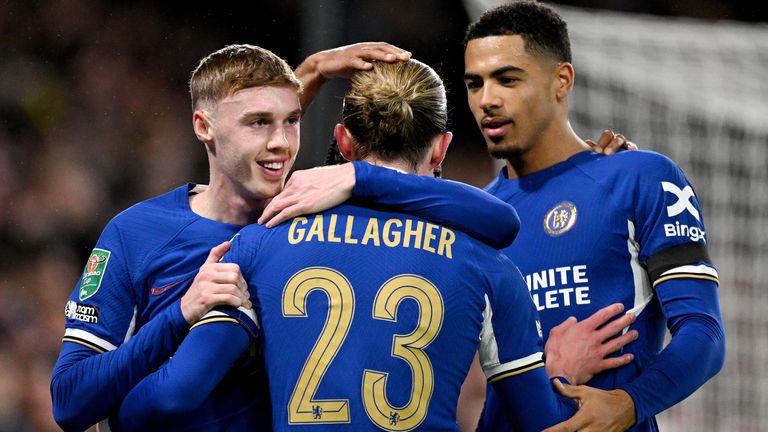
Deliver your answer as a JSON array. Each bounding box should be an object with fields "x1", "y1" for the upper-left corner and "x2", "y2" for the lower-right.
[{"x1": 282, "y1": 267, "x2": 444, "y2": 431}]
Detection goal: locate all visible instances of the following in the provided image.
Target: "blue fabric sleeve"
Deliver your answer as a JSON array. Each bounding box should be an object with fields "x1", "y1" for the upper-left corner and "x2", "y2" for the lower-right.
[
  {"x1": 51, "y1": 300, "x2": 190, "y2": 431},
  {"x1": 489, "y1": 369, "x2": 577, "y2": 431},
  {"x1": 115, "y1": 321, "x2": 250, "y2": 431},
  {"x1": 620, "y1": 278, "x2": 725, "y2": 424},
  {"x1": 351, "y1": 161, "x2": 520, "y2": 248}
]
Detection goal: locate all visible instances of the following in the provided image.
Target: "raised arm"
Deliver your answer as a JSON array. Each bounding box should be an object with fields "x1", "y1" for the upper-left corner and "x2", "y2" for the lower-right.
[
  {"x1": 260, "y1": 162, "x2": 521, "y2": 248},
  {"x1": 294, "y1": 42, "x2": 411, "y2": 110}
]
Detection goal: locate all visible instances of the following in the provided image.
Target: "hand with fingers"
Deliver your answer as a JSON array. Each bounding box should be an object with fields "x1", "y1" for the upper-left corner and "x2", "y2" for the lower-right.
[
  {"x1": 259, "y1": 163, "x2": 356, "y2": 228},
  {"x1": 542, "y1": 379, "x2": 636, "y2": 432},
  {"x1": 587, "y1": 130, "x2": 638, "y2": 155},
  {"x1": 295, "y1": 42, "x2": 412, "y2": 109},
  {"x1": 545, "y1": 303, "x2": 639, "y2": 385},
  {"x1": 180, "y1": 241, "x2": 251, "y2": 324}
]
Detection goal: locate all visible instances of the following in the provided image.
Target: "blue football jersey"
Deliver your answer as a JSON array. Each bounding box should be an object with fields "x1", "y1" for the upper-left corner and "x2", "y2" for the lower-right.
[
  {"x1": 483, "y1": 150, "x2": 719, "y2": 431},
  {"x1": 222, "y1": 204, "x2": 545, "y2": 432},
  {"x1": 57, "y1": 184, "x2": 269, "y2": 430}
]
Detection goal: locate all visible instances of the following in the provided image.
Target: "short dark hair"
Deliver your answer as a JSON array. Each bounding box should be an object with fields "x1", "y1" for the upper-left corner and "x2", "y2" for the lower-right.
[{"x1": 464, "y1": 1, "x2": 572, "y2": 63}]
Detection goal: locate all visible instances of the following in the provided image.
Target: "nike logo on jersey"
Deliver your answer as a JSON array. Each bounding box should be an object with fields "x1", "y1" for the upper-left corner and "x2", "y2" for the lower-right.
[
  {"x1": 661, "y1": 182, "x2": 700, "y2": 221},
  {"x1": 151, "y1": 276, "x2": 192, "y2": 295}
]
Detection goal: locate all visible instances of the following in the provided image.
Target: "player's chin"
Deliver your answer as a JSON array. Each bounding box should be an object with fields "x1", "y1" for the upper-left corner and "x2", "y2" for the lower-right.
[{"x1": 247, "y1": 180, "x2": 284, "y2": 200}]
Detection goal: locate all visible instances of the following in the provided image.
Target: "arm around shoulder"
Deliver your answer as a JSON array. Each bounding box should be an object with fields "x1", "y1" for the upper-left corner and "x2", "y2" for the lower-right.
[{"x1": 352, "y1": 161, "x2": 520, "y2": 248}]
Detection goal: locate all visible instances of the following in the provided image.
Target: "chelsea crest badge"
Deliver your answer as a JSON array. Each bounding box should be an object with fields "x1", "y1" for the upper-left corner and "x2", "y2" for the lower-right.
[{"x1": 544, "y1": 202, "x2": 577, "y2": 236}]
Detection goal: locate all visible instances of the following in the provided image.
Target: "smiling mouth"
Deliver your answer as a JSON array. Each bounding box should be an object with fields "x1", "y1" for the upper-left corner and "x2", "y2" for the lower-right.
[{"x1": 258, "y1": 161, "x2": 284, "y2": 171}]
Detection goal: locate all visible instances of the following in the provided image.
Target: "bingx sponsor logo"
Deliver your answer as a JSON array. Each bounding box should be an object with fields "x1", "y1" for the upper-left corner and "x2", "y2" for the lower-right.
[
  {"x1": 661, "y1": 181, "x2": 706, "y2": 242},
  {"x1": 662, "y1": 181, "x2": 700, "y2": 221}
]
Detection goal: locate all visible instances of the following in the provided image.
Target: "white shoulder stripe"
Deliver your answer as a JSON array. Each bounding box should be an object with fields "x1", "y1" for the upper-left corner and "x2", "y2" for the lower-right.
[
  {"x1": 478, "y1": 294, "x2": 499, "y2": 370},
  {"x1": 478, "y1": 293, "x2": 544, "y2": 378},
  {"x1": 627, "y1": 220, "x2": 654, "y2": 318},
  {"x1": 661, "y1": 264, "x2": 719, "y2": 279},
  {"x1": 64, "y1": 328, "x2": 118, "y2": 352}
]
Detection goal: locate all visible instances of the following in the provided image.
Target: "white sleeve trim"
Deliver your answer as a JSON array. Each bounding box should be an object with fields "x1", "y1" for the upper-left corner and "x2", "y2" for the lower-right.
[
  {"x1": 63, "y1": 328, "x2": 118, "y2": 352},
  {"x1": 201, "y1": 307, "x2": 259, "y2": 328},
  {"x1": 661, "y1": 264, "x2": 719, "y2": 279},
  {"x1": 482, "y1": 352, "x2": 544, "y2": 380}
]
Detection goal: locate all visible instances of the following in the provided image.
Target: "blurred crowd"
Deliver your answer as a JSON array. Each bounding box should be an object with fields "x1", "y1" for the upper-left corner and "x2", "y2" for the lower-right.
[
  {"x1": 0, "y1": 1, "x2": 490, "y2": 430},
  {"x1": 8, "y1": 1, "x2": 755, "y2": 430},
  {"x1": 0, "y1": 2, "x2": 208, "y2": 430}
]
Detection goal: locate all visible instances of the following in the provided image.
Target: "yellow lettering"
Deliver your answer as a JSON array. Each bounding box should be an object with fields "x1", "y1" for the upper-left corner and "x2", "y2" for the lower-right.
[
  {"x1": 344, "y1": 215, "x2": 358, "y2": 244},
  {"x1": 288, "y1": 217, "x2": 309, "y2": 244},
  {"x1": 361, "y1": 218, "x2": 381, "y2": 246},
  {"x1": 437, "y1": 228, "x2": 455, "y2": 259},
  {"x1": 382, "y1": 219, "x2": 403, "y2": 247},
  {"x1": 423, "y1": 223, "x2": 438, "y2": 253},
  {"x1": 403, "y1": 220, "x2": 423, "y2": 249},
  {"x1": 306, "y1": 215, "x2": 325, "y2": 242},
  {"x1": 328, "y1": 214, "x2": 342, "y2": 243}
]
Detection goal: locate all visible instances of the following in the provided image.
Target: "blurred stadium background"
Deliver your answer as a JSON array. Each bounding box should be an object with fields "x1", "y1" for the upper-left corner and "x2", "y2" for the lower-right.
[{"x1": 0, "y1": 0, "x2": 765, "y2": 430}]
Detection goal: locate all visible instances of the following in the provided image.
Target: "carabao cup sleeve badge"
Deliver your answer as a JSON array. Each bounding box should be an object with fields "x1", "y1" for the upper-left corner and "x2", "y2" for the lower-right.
[
  {"x1": 79, "y1": 248, "x2": 111, "y2": 301},
  {"x1": 544, "y1": 202, "x2": 577, "y2": 236}
]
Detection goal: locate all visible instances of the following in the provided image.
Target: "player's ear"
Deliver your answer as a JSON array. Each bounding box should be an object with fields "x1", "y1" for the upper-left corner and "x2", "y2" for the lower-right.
[
  {"x1": 193, "y1": 110, "x2": 214, "y2": 143},
  {"x1": 335, "y1": 123, "x2": 357, "y2": 161},
  {"x1": 429, "y1": 132, "x2": 452, "y2": 170},
  {"x1": 553, "y1": 62, "x2": 574, "y2": 102}
]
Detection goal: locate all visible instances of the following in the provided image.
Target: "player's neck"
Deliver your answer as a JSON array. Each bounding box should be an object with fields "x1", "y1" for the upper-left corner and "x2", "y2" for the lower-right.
[
  {"x1": 364, "y1": 157, "x2": 419, "y2": 175},
  {"x1": 505, "y1": 121, "x2": 590, "y2": 179},
  {"x1": 189, "y1": 183, "x2": 267, "y2": 226}
]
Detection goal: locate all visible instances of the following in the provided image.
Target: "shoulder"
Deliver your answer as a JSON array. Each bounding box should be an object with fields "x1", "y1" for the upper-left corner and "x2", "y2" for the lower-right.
[
  {"x1": 235, "y1": 223, "x2": 270, "y2": 240},
  {"x1": 111, "y1": 185, "x2": 193, "y2": 226},
  {"x1": 569, "y1": 150, "x2": 687, "y2": 198},
  {"x1": 586, "y1": 149, "x2": 681, "y2": 177},
  {"x1": 101, "y1": 185, "x2": 199, "y2": 253}
]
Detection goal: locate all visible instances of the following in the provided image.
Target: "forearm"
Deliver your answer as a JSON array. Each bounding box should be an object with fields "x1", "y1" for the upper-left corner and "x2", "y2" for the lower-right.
[
  {"x1": 51, "y1": 301, "x2": 190, "y2": 431},
  {"x1": 116, "y1": 321, "x2": 250, "y2": 431},
  {"x1": 294, "y1": 53, "x2": 326, "y2": 110},
  {"x1": 621, "y1": 314, "x2": 725, "y2": 423},
  {"x1": 491, "y1": 368, "x2": 577, "y2": 431},
  {"x1": 351, "y1": 161, "x2": 520, "y2": 248}
]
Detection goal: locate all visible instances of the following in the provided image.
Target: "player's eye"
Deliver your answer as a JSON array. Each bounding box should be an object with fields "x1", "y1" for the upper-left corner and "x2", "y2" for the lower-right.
[
  {"x1": 286, "y1": 116, "x2": 300, "y2": 126},
  {"x1": 252, "y1": 118, "x2": 270, "y2": 126},
  {"x1": 464, "y1": 80, "x2": 482, "y2": 90},
  {"x1": 499, "y1": 77, "x2": 519, "y2": 86}
]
